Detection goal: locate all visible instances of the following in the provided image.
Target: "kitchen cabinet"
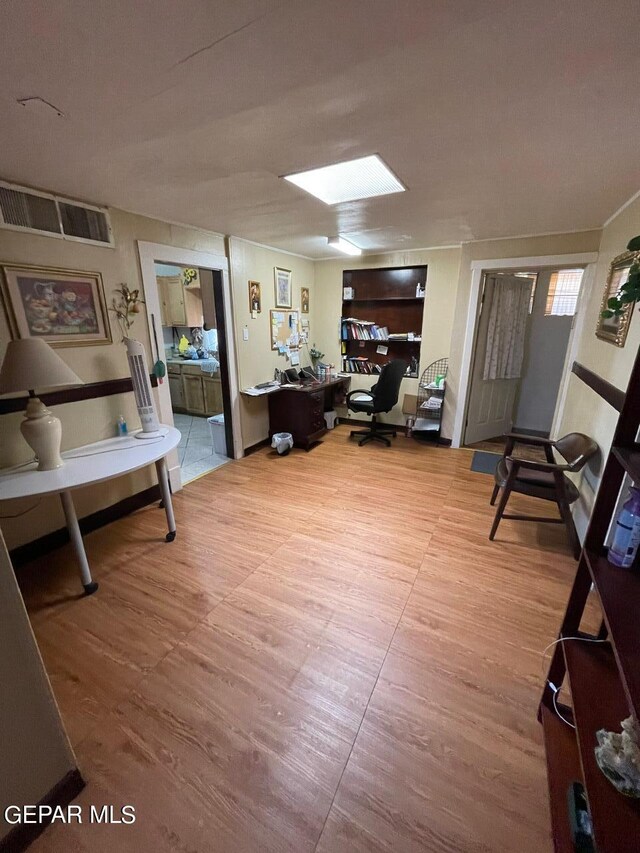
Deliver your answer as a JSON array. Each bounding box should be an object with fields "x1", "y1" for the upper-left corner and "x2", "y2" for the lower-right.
[
  {"x1": 203, "y1": 376, "x2": 223, "y2": 415},
  {"x1": 157, "y1": 276, "x2": 203, "y2": 327},
  {"x1": 167, "y1": 361, "x2": 222, "y2": 416},
  {"x1": 168, "y1": 373, "x2": 184, "y2": 410},
  {"x1": 182, "y1": 373, "x2": 206, "y2": 414}
]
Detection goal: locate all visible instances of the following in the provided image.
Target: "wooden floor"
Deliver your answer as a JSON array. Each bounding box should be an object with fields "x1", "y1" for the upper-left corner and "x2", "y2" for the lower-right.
[{"x1": 19, "y1": 425, "x2": 579, "y2": 852}]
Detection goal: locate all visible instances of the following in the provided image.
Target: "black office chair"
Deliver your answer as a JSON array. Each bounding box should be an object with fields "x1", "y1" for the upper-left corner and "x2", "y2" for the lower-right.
[{"x1": 346, "y1": 359, "x2": 407, "y2": 446}]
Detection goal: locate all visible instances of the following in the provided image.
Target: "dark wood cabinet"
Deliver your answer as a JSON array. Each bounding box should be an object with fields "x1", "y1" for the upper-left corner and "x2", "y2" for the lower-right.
[{"x1": 267, "y1": 378, "x2": 350, "y2": 450}]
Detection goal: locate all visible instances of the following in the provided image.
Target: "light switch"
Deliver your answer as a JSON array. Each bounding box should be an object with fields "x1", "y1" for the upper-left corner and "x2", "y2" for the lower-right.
[{"x1": 243, "y1": 326, "x2": 249, "y2": 341}]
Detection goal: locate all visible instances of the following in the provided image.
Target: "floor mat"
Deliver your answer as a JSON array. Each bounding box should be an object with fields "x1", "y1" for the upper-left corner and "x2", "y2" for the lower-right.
[{"x1": 470, "y1": 450, "x2": 501, "y2": 475}]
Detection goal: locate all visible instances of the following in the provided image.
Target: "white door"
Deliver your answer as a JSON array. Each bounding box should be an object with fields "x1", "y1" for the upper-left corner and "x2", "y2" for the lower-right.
[{"x1": 464, "y1": 273, "x2": 528, "y2": 445}]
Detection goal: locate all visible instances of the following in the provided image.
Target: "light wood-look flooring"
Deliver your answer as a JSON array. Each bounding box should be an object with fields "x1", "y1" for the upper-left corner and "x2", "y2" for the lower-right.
[{"x1": 19, "y1": 426, "x2": 579, "y2": 852}]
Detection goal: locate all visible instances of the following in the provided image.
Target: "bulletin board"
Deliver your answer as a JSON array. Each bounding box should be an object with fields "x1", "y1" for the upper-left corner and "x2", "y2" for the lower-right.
[{"x1": 270, "y1": 309, "x2": 299, "y2": 351}]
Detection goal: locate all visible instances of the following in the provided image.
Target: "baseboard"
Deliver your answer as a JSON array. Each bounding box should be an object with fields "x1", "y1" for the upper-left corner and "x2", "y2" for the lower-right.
[
  {"x1": 9, "y1": 485, "x2": 161, "y2": 569},
  {"x1": 438, "y1": 437, "x2": 452, "y2": 446},
  {"x1": 0, "y1": 769, "x2": 85, "y2": 853},
  {"x1": 243, "y1": 437, "x2": 270, "y2": 456}
]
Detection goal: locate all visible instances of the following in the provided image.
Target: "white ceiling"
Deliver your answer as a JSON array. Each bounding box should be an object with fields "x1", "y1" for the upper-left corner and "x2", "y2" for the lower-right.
[{"x1": 0, "y1": 0, "x2": 638, "y2": 258}]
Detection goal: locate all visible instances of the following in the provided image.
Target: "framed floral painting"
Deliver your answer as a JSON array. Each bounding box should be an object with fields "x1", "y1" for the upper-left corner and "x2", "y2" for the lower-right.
[
  {"x1": 1, "y1": 264, "x2": 112, "y2": 346},
  {"x1": 274, "y1": 266, "x2": 292, "y2": 308},
  {"x1": 301, "y1": 286, "x2": 310, "y2": 314}
]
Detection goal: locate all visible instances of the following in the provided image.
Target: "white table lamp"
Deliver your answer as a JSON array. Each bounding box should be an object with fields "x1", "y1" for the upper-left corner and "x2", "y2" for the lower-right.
[{"x1": 0, "y1": 338, "x2": 84, "y2": 471}]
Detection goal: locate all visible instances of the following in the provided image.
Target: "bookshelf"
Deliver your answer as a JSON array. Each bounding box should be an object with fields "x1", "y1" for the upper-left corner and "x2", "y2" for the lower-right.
[
  {"x1": 539, "y1": 353, "x2": 640, "y2": 852},
  {"x1": 341, "y1": 266, "x2": 426, "y2": 377}
]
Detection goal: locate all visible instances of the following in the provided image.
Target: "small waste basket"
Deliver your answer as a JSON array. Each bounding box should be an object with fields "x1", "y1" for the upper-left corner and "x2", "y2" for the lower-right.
[
  {"x1": 207, "y1": 414, "x2": 226, "y2": 454},
  {"x1": 324, "y1": 410, "x2": 337, "y2": 429},
  {"x1": 271, "y1": 432, "x2": 294, "y2": 456}
]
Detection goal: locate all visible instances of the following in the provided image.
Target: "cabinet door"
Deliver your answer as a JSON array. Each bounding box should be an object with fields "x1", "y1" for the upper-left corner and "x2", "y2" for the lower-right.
[
  {"x1": 182, "y1": 374, "x2": 205, "y2": 414},
  {"x1": 184, "y1": 286, "x2": 203, "y2": 327},
  {"x1": 168, "y1": 374, "x2": 184, "y2": 409},
  {"x1": 203, "y1": 377, "x2": 222, "y2": 415},
  {"x1": 158, "y1": 279, "x2": 170, "y2": 326}
]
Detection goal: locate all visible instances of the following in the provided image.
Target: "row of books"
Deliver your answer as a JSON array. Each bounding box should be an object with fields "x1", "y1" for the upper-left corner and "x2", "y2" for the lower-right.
[
  {"x1": 341, "y1": 357, "x2": 383, "y2": 375},
  {"x1": 341, "y1": 319, "x2": 389, "y2": 340}
]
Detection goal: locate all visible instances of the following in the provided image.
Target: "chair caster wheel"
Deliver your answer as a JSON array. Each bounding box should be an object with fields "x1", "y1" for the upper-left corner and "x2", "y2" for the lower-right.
[
  {"x1": 165, "y1": 531, "x2": 176, "y2": 542},
  {"x1": 83, "y1": 581, "x2": 99, "y2": 595}
]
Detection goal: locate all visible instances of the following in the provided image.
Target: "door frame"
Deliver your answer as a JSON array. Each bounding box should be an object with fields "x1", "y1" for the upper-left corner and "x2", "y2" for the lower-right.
[
  {"x1": 137, "y1": 241, "x2": 243, "y2": 489},
  {"x1": 451, "y1": 252, "x2": 599, "y2": 448}
]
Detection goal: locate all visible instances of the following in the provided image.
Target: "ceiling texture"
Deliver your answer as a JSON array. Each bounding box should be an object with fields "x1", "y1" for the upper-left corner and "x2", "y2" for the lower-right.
[{"x1": 0, "y1": 0, "x2": 638, "y2": 258}]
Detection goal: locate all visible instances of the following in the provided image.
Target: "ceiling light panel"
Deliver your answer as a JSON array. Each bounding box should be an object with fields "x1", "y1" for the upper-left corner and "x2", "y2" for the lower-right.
[
  {"x1": 327, "y1": 236, "x2": 362, "y2": 255},
  {"x1": 284, "y1": 155, "x2": 405, "y2": 205}
]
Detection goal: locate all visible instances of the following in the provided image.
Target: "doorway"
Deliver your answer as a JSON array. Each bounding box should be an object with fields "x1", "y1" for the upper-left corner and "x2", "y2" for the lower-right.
[
  {"x1": 464, "y1": 266, "x2": 585, "y2": 450},
  {"x1": 155, "y1": 263, "x2": 231, "y2": 483},
  {"x1": 137, "y1": 241, "x2": 242, "y2": 491}
]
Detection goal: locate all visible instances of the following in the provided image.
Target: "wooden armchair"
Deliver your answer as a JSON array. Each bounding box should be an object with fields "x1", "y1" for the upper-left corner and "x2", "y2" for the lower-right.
[{"x1": 489, "y1": 432, "x2": 598, "y2": 558}]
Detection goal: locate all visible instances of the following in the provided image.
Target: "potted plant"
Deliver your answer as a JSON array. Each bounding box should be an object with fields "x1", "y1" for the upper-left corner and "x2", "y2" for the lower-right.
[{"x1": 601, "y1": 235, "x2": 640, "y2": 319}]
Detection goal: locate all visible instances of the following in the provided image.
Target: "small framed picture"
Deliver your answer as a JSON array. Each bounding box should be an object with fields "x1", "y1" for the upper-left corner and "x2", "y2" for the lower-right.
[
  {"x1": 301, "y1": 286, "x2": 309, "y2": 314},
  {"x1": 248, "y1": 280, "x2": 262, "y2": 313},
  {"x1": 1, "y1": 263, "x2": 112, "y2": 347},
  {"x1": 274, "y1": 266, "x2": 292, "y2": 308}
]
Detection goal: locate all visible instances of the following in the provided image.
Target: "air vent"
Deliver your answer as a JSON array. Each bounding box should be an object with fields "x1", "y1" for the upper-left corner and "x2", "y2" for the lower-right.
[
  {"x1": 0, "y1": 181, "x2": 113, "y2": 246},
  {"x1": 0, "y1": 186, "x2": 60, "y2": 234}
]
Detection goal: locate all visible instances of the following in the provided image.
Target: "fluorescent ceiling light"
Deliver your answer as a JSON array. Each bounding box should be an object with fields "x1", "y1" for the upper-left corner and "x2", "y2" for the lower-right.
[
  {"x1": 328, "y1": 236, "x2": 362, "y2": 256},
  {"x1": 283, "y1": 155, "x2": 405, "y2": 205}
]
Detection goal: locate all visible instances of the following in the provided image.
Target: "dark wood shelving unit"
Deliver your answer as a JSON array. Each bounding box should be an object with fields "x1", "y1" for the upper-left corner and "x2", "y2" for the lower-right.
[
  {"x1": 563, "y1": 641, "x2": 640, "y2": 853},
  {"x1": 540, "y1": 351, "x2": 640, "y2": 852},
  {"x1": 341, "y1": 266, "x2": 427, "y2": 378}
]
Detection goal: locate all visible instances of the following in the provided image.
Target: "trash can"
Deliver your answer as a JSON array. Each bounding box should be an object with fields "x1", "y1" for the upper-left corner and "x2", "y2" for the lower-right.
[
  {"x1": 207, "y1": 414, "x2": 226, "y2": 454},
  {"x1": 271, "y1": 432, "x2": 293, "y2": 456},
  {"x1": 324, "y1": 410, "x2": 337, "y2": 429}
]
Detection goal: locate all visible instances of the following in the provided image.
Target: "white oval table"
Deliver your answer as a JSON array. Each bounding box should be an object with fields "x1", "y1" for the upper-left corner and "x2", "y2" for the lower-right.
[{"x1": 0, "y1": 426, "x2": 181, "y2": 595}]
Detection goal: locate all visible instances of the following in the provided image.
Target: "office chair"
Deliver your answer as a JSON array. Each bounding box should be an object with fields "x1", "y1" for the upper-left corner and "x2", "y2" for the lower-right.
[
  {"x1": 346, "y1": 359, "x2": 407, "y2": 447},
  {"x1": 489, "y1": 431, "x2": 598, "y2": 558}
]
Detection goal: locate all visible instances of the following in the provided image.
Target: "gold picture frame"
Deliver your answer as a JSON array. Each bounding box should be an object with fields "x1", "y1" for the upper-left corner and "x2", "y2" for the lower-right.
[
  {"x1": 595, "y1": 250, "x2": 639, "y2": 347},
  {"x1": 274, "y1": 266, "x2": 292, "y2": 308},
  {"x1": 1, "y1": 263, "x2": 112, "y2": 347},
  {"x1": 300, "y1": 286, "x2": 309, "y2": 314},
  {"x1": 249, "y1": 280, "x2": 261, "y2": 313}
]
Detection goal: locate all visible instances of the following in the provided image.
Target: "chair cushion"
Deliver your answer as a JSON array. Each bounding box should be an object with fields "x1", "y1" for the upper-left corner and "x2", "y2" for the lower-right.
[
  {"x1": 495, "y1": 458, "x2": 580, "y2": 502},
  {"x1": 348, "y1": 398, "x2": 375, "y2": 414}
]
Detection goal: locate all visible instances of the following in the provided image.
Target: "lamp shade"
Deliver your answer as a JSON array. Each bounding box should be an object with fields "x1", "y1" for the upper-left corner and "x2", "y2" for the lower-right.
[{"x1": 0, "y1": 338, "x2": 83, "y2": 395}]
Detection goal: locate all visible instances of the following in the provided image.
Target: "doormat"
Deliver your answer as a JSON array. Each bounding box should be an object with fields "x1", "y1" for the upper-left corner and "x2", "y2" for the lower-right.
[{"x1": 470, "y1": 450, "x2": 501, "y2": 475}]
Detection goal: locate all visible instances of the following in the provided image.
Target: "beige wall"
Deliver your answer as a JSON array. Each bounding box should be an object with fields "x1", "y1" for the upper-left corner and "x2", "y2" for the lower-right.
[
  {"x1": 557, "y1": 200, "x2": 640, "y2": 532},
  {"x1": 0, "y1": 528, "x2": 76, "y2": 840},
  {"x1": 313, "y1": 248, "x2": 462, "y2": 430},
  {"x1": 228, "y1": 238, "x2": 316, "y2": 449},
  {"x1": 0, "y1": 209, "x2": 225, "y2": 549},
  {"x1": 444, "y1": 230, "x2": 602, "y2": 438}
]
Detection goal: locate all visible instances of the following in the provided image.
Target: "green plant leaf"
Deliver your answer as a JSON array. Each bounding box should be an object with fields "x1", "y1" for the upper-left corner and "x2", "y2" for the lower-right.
[
  {"x1": 619, "y1": 292, "x2": 636, "y2": 304},
  {"x1": 601, "y1": 309, "x2": 615, "y2": 319},
  {"x1": 607, "y1": 297, "x2": 621, "y2": 309},
  {"x1": 626, "y1": 235, "x2": 640, "y2": 252}
]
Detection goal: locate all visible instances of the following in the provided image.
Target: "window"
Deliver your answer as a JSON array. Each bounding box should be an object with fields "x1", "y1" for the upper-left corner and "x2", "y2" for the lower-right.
[{"x1": 545, "y1": 269, "x2": 584, "y2": 316}]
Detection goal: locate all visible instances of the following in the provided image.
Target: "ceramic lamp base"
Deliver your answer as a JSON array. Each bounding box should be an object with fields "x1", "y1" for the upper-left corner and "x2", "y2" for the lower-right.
[{"x1": 21, "y1": 397, "x2": 64, "y2": 471}]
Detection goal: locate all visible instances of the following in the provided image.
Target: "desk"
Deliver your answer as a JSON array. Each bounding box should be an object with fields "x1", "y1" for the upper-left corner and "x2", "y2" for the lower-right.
[
  {"x1": 268, "y1": 377, "x2": 350, "y2": 450},
  {"x1": 0, "y1": 426, "x2": 181, "y2": 595}
]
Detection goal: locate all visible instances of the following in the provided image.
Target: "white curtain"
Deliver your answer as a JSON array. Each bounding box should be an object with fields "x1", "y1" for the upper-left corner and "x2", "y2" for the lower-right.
[{"x1": 483, "y1": 275, "x2": 532, "y2": 380}]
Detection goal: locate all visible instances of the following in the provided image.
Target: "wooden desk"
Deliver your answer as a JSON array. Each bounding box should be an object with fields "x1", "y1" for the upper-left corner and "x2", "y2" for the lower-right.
[{"x1": 268, "y1": 377, "x2": 350, "y2": 450}]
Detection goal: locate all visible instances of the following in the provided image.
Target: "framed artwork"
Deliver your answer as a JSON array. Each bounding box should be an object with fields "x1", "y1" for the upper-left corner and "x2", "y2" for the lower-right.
[
  {"x1": 274, "y1": 266, "x2": 292, "y2": 308},
  {"x1": 1, "y1": 264, "x2": 111, "y2": 347},
  {"x1": 301, "y1": 286, "x2": 310, "y2": 314},
  {"x1": 596, "y1": 250, "x2": 639, "y2": 347},
  {"x1": 249, "y1": 280, "x2": 262, "y2": 313}
]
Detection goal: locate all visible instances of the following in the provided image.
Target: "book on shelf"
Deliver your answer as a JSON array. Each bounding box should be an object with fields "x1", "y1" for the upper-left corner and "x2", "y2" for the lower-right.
[
  {"x1": 341, "y1": 356, "x2": 383, "y2": 375},
  {"x1": 341, "y1": 318, "x2": 390, "y2": 341}
]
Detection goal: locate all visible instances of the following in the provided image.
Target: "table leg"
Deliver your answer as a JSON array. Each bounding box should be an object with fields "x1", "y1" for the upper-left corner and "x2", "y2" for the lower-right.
[
  {"x1": 155, "y1": 457, "x2": 176, "y2": 542},
  {"x1": 59, "y1": 490, "x2": 98, "y2": 595}
]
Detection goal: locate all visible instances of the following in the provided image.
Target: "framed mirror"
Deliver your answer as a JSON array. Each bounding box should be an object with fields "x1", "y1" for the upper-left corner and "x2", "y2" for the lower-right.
[{"x1": 596, "y1": 250, "x2": 639, "y2": 346}]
